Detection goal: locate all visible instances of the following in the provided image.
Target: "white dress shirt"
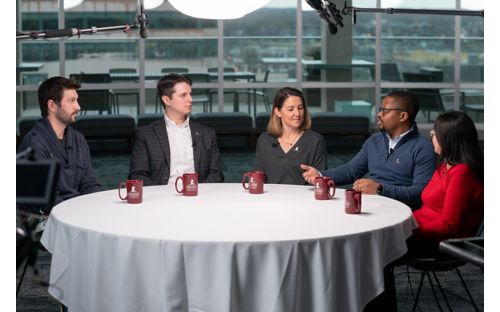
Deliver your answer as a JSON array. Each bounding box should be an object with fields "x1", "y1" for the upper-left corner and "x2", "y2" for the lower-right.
[
  {"x1": 385, "y1": 128, "x2": 411, "y2": 153},
  {"x1": 165, "y1": 115, "x2": 195, "y2": 183}
]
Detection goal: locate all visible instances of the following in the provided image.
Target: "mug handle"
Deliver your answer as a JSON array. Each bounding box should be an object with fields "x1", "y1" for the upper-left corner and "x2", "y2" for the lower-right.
[
  {"x1": 175, "y1": 176, "x2": 184, "y2": 193},
  {"x1": 328, "y1": 180, "x2": 336, "y2": 198},
  {"x1": 242, "y1": 173, "x2": 249, "y2": 190},
  {"x1": 118, "y1": 181, "x2": 127, "y2": 200}
]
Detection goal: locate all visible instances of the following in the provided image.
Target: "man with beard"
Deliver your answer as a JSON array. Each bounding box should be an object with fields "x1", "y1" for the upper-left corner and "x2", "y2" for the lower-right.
[
  {"x1": 301, "y1": 91, "x2": 435, "y2": 209},
  {"x1": 18, "y1": 76, "x2": 101, "y2": 213}
]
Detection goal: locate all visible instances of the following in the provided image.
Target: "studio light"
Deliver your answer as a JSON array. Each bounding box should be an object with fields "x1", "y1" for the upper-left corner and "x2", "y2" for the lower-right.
[
  {"x1": 169, "y1": 0, "x2": 271, "y2": 20},
  {"x1": 144, "y1": 0, "x2": 164, "y2": 10},
  {"x1": 63, "y1": 0, "x2": 84, "y2": 10}
]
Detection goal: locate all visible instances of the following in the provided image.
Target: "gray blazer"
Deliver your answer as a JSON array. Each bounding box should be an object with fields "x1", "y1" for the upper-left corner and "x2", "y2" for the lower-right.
[{"x1": 128, "y1": 118, "x2": 224, "y2": 185}]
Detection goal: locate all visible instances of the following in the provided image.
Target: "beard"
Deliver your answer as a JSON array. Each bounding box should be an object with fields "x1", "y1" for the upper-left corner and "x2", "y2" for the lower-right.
[{"x1": 55, "y1": 108, "x2": 78, "y2": 125}]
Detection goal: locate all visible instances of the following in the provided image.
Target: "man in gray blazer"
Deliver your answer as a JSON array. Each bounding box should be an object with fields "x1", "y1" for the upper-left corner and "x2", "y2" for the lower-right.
[{"x1": 128, "y1": 74, "x2": 224, "y2": 185}]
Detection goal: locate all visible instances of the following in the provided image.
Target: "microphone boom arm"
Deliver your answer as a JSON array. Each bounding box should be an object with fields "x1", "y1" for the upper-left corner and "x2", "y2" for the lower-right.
[
  {"x1": 16, "y1": 23, "x2": 139, "y2": 40},
  {"x1": 307, "y1": 0, "x2": 483, "y2": 32},
  {"x1": 17, "y1": 1, "x2": 149, "y2": 40}
]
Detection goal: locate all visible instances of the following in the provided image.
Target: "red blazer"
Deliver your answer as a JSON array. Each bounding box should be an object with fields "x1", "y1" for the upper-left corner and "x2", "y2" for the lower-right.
[{"x1": 413, "y1": 163, "x2": 483, "y2": 242}]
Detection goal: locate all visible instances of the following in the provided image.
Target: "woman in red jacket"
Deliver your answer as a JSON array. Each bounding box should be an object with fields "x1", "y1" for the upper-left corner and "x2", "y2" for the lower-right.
[
  {"x1": 408, "y1": 110, "x2": 484, "y2": 256},
  {"x1": 365, "y1": 111, "x2": 483, "y2": 312}
]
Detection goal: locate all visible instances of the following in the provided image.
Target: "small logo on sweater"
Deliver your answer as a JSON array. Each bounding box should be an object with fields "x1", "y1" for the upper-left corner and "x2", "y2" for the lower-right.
[{"x1": 294, "y1": 146, "x2": 300, "y2": 152}]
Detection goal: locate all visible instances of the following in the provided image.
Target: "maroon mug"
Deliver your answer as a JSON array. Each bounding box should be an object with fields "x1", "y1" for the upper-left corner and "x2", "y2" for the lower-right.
[
  {"x1": 242, "y1": 170, "x2": 265, "y2": 194},
  {"x1": 118, "y1": 179, "x2": 143, "y2": 204},
  {"x1": 175, "y1": 173, "x2": 198, "y2": 196},
  {"x1": 345, "y1": 189, "x2": 362, "y2": 214},
  {"x1": 314, "y1": 176, "x2": 336, "y2": 200}
]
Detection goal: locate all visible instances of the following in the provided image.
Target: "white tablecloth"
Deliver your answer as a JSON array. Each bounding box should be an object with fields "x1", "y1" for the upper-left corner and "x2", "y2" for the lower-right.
[{"x1": 41, "y1": 183, "x2": 416, "y2": 312}]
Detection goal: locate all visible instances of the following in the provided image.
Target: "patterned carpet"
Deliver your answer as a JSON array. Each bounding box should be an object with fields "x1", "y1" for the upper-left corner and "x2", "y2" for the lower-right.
[{"x1": 16, "y1": 149, "x2": 484, "y2": 311}]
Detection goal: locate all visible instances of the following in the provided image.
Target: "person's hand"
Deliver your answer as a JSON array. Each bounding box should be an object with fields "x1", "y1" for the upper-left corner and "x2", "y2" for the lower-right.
[
  {"x1": 301, "y1": 164, "x2": 320, "y2": 184},
  {"x1": 352, "y1": 178, "x2": 379, "y2": 194}
]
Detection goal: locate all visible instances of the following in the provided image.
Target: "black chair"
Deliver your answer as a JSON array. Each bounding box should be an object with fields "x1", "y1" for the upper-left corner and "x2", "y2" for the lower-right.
[
  {"x1": 207, "y1": 67, "x2": 235, "y2": 73},
  {"x1": 311, "y1": 112, "x2": 370, "y2": 149},
  {"x1": 402, "y1": 72, "x2": 451, "y2": 122},
  {"x1": 137, "y1": 113, "x2": 164, "y2": 128},
  {"x1": 70, "y1": 73, "x2": 113, "y2": 115},
  {"x1": 161, "y1": 67, "x2": 189, "y2": 74},
  {"x1": 108, "y1": 68, "x2": 139, "y2": 114},
  {"x1": 207, "y1": 67, "x2": 240, "y2": 112},
  {"x1": 191, "y1": 112, "x2": 254, "y2": 150},
  {"x1": 73, "y1": 114, "x2": 136, "y2": 152},
  {"x1": 399, "y1": 221, "x2": 483, "y2": 312},
  {"x1": 17, "y1": 116, "x2": 40, "y2": 142},
  {"x1": 235, "y1": 70, "x2": 271, "y2": 116}
]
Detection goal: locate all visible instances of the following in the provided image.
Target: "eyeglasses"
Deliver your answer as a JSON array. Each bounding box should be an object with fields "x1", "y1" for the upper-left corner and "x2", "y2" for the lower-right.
[
  {"x1": 378, "y1": 107, "x2": 407, "y2": 115},
  {"x1": 429, "y1": 130, "x2": 436, "y2": 137}
]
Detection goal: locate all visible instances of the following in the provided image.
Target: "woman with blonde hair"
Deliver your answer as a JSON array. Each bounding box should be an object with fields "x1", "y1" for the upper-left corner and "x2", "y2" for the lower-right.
[{"x1": 255, "y1": 87, "x2": 327, "y2": 185}]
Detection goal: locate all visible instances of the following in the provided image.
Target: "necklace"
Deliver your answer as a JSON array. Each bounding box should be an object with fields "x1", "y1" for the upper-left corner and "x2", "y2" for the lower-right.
[{"x1": 283, "y1": 131, "x2": 302, "y2": 146}]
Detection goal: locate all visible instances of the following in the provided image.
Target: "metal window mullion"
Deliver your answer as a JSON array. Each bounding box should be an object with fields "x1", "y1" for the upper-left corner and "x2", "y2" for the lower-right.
[
  {"x1": 454, "y1": 0, "x2": 462, "y2": 110},
  {"x1": 137, "y1": 0, "x2": 146, "y2": 115},
  {"x1": 59, "y1": 0, "x2": 65, "y2": 76},
  {"x1": 297, "y1": 0, "x2": 303, "y2": 86},
  {"x1": 138, "y1": 37, "x2": 146, "y2": 115},
  {"x1": 218, "y1": 20, "x2": 224, "y2": 112},
  {"x1": 375, "y1": 0, "x2": 382, "y2": 121}
]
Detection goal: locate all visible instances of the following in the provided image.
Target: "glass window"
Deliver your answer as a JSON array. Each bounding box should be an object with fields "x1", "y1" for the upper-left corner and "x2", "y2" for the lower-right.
[
  {"x1": 64, "y1": 2, "x2": 139, "y2": 77},
  {"x1": 461, "y1": 15, "x2": 484, "y2": 83},
  {"x1": 224, "y1": 0, "x2": 297, "y2": 83}
]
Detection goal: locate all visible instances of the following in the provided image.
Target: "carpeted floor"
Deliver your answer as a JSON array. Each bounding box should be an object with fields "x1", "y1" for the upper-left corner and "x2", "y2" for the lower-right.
[{"x1": 16, "y1": 149, "x2": 484, "y2": 311}]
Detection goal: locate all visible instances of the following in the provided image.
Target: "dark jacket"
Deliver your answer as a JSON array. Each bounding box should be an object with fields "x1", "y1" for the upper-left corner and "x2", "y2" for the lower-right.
[
  {"x1": 18, "y1": 118, "x2": 102, "y2": 210},
  {"x1": 128, "y1": 118, "x2": 224, "y2": 185}
]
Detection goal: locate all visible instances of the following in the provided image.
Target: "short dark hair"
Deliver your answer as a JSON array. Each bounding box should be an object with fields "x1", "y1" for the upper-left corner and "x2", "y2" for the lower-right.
[
  {"x1": 434, "y1": 111, "x2": 483, "y2": 181},
  {"x1": 386, "y1": 90, "x2": 419, "y2": 124},
  {"x1": 157, "y1": 74, "x2": 192, "y2": 107},
  {"x1": 267, "y1": 87, "x2": 311, "y2": 137},
  {"x1": 38, "y1": 76, "x2": 81, "y2": 117}
]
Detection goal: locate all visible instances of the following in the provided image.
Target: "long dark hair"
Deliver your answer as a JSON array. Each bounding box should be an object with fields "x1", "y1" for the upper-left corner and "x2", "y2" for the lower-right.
[{"x1": 434, "y1": 111, "x2": 483, "y2": 181}]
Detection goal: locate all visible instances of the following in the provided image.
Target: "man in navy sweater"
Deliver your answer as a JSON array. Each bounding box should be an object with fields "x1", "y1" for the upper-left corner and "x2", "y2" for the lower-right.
[
  {"x1": 301, "y1": 90, "x2": 436, "y2": 209},
  {"x1": 18, "y1": 76, "x2": 101, "y2": 213}
]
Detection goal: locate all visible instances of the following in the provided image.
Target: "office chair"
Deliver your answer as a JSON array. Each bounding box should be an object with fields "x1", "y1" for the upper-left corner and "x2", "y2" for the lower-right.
[
  {"x1": 108, "y1": 68, "x2": 139, "y2": 114},
  {"x1": 69, "y1": 73, "x2": 113, "y2": 115},
  {"x1": 400, "y1": 220, "x2": 483, "y2": 312},
  {"x1": 161, "y1": 67, "x2": 189, "y2": 74},
  {"x1": 207, "y1": 67, "x2": 236, "y2": 73},
  {"x1": 402, "y1": 72, "x2": 450, "y2": 122},
  {"x1": 207, "y1": 67, "x2": 239, "y2": 112},
  {"x1": 236, "y1": 70, "x2": 271, "y2": 116}
]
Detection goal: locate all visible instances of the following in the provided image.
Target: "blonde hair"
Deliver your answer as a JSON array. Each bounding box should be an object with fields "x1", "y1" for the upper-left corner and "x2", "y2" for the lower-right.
[{"x1": 267, "y1": 87, "x2": 311, "y2": 137}]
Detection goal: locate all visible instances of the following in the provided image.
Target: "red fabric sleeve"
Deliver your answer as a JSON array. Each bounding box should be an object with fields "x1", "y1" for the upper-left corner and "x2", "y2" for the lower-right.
[{"x1": 413, "y1": 164, "x2": 483, "y2": 241}]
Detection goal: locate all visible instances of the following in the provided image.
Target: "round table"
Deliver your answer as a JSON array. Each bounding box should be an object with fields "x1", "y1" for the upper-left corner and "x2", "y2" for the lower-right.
[{"x1": 41, "y1": 183, "x2": 416, "y2": 312}]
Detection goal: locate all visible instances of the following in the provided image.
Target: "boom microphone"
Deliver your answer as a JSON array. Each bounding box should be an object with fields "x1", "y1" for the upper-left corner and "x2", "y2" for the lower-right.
[
  {"x1": 139, "y1": 3, "x2": 149, "y2": 39},
  {"x1": 305, "y1": 0, "x2": 345, "y2": 35}
]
